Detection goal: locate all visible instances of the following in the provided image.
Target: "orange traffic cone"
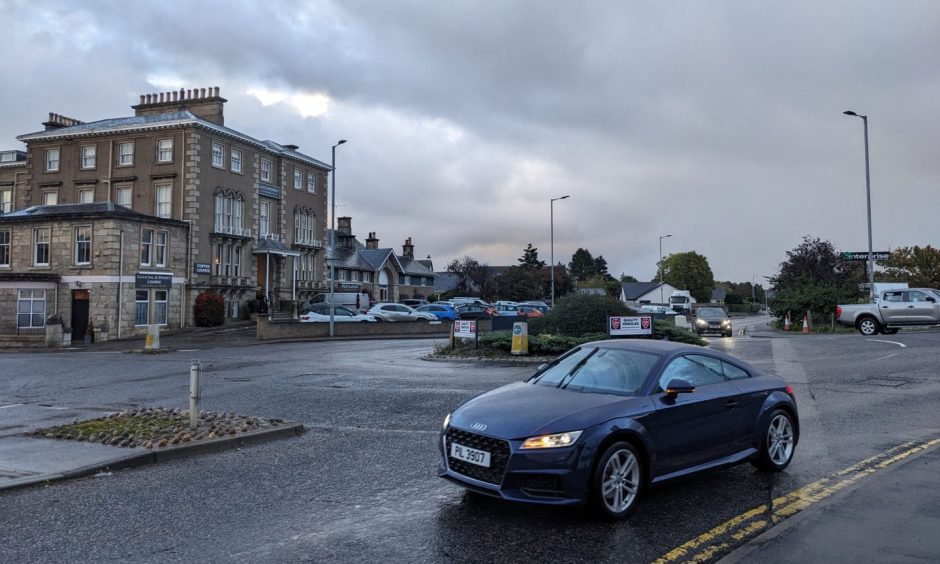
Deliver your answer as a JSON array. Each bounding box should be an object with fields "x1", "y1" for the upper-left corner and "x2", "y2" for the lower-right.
[
  {"x1": 784, "y1": 312, "x2": 791, "y2": 331},
  {"x1": 801, "y1": 314, "x2": 810, "y2": 333}
]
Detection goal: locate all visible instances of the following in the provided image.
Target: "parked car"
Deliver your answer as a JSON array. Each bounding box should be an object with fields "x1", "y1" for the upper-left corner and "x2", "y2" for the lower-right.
[
  {"x1": 455, "y1": 304, "x2": 494, "y2": 320},
  {"x1": 417, "y1": 303, "x2": 458, "y2": 321},
  {"x1": 439, "y1": 339, "x2": 799, "y2": 519},
  {"x1": 516, "y1": 306, "x2": 545, "y2": 317},
  {"x1": 367, "y1": 303, "x2": 437, "y2": 322},
  {"x1": 837, "y1": 288, "x2": 940, "y2": 335},
  {"x1": 303, "y1": 292, "x2": 370, "y2": 313},
  {"x1": 693, "y1": 307, "x2": 733, "y2": 337},
  {"x1": 495, "y1": 303, "x2": 520, "y2": 316},
  {"x1": 299, "y1": 305, "x2": 377, "y2": 323},
  {"x1": 451, "y1": 297, "x2": 489, "y2": 308},
  {"x1": 401, "y1": 299, "x2": 429, "y2": 309}
]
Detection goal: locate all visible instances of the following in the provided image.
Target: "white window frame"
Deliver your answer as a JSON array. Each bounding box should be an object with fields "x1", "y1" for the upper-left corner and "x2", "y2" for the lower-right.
[
  {"x1": 231, "y1": 148, "x2": 242, "y2": 173},
  {"x1": 45, "y1": 148, "x2": 60, "y2": 172},
  {"x1": 80, "y1": 145, "x2": 97, "y2": 169},
  {"x1": 155, "y1": 184, "x2": 172, "y2": 218},
  {"x1": 157, "y1": 138, "x2": 173, "y2": 163},
  {"x1": 260, "y1": 200, "x2": 271, "y2": 236},
  {"x1": 0, "y1": 229, "x2": 10, "y2": 267},
  {"x1": 33, "y1": 227, "x2": 50, "y2": 266},
  {"x1": 140, "y1": 228, "x2": 153, "y2": 266},
  {"x1": 17, "y1": 289, "x2": 46, "y2": 329},
  {"x1": 154, "y1": 290, "x2": 168, "y2": 325},
  {"x1": 212, "y1": 142, "x2": 224, "y2": 168},
  {"x1": 116, "y1": 185, "x2": 133, "y2": 208},
  {"x1": 234, "y1": 195, "x2": 243, "y2": 231},
  {"x1": 214, "y1": 243, "x2": 223, "y2": 276},
  {"x1": 261, "y1": 159, "x2": 272, "y2": 182},
  {"x1": 118, "y1": 142, "x2": 134, "y2": 166},
  {"x1": 1, "y1": 188, "x2": 11, "y2": 213},
  {"x1": 294, "y1": 169, "x2": 303, "y2": 190},
  {"x1": 234, "y1": 246, "x2": 241, "y2": 277},
  {"x1": 307, "y1": 173, "x2": 316, "y2": 193},
  {"x1": 42, "y1": 192, "x2": 58, "y2": 206},
  {"x1": 74, "y1": 226, "x2": 92, "y2": 266},
  {"x1": 294, "y1": 210, "x2": 302, "y2": 241},
  {"x1": 134, "y1": 290, "x2": 149, "y2": 326},
  {"x1": 155, "y1": 230, "x2": 168, "y2": 267},
  {"x1": 78, "y1": 188, "x2": 94, "y2": 204}
]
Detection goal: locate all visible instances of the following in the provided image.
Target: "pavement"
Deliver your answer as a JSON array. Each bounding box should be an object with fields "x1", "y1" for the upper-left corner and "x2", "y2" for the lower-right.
[{"x1": 722, "y1": 444, "x2": 940, "y2": 563}]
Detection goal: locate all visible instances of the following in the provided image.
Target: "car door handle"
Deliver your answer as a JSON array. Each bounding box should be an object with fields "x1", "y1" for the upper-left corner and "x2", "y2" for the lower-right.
[
  {"x1": 907, "y1": 305, "x2": 915, "y2": 308},
  {"x1": 725, "y1": 400, "x2": 738, "y2": 409}
]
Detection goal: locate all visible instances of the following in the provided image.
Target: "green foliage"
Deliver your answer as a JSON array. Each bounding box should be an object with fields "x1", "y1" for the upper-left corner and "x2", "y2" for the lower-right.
[
  {"x1": 569, "y1": 248, "x2": 595, "y2": 281},
  {"x1": 193, "y1": 291, "x2": 225, "y2": 327},
  {"x1": 878, "y1": 245, "x2": 940, "y2": 288},
  {"x1": 581, "y1": 274, "x2": 622, "y2": 296},
  {"x1": 724, "y1": 293, "x2": 744, "y2": 305},
  {"x1": 538, "y1": 294, "x2": 635, "y2": 336},
  {"x1": 620, "y1": 274, "x2": 638, "y2": 283},
  {"x1": 478, "y1": 331, "x2": 610, "y2": 355},
  {"x1": 660, "y1": 251, "x2": 716, "y2": 303},
  {"x1": 727, "y1": 303, "x2": 762, "y2": 313},
  {"x1": 767, "y1": 285, "x2": 856, "y2": 326},
  {"x1": 653, "y1": 320, "x2": 708, "y2": 346},
  {"x1": 446, "y1": 256, "x2": 489, "y2": 295},
  {"x1": 518, "y1": 243, "x2": 546, "y2": 270},
  {"x1": 772, "y1": 236, "x2": 863, "y2": 291}
]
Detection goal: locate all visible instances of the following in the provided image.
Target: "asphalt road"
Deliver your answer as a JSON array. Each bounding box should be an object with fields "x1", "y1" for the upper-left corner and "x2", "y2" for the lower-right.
[{"x1": 1, "y1": 328, "x2": 938, "y2": 563}]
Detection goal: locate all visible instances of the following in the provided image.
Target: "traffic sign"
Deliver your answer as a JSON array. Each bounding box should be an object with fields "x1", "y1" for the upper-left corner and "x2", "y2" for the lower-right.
[{"x1": 840, "y1": 251, "x2": 890, "y2": 262}]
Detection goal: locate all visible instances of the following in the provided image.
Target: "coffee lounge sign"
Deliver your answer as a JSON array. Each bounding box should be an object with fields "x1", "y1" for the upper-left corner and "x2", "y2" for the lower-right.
[{"x1": 135, "y1": 272, "x2": 172, "y2": 289}]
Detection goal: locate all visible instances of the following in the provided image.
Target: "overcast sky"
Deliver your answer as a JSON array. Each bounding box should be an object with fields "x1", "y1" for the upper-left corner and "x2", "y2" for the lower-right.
[{"x1": 2, "y1": 0, "x2": 938, "y2": 282}]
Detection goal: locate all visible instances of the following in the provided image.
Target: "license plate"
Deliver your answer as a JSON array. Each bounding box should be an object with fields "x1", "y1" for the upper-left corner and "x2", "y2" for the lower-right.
[{"x1": 450, "y1": 442, "x2": 491, "y2": 467}]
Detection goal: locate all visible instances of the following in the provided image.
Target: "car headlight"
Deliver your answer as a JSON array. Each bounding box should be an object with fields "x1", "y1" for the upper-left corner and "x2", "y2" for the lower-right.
[
  {"x1": 695, "y1": 319, "x2": 707, "y2": 326},
  {"x1": 520, "y1": 430, "x2": 582, "y2": 449},
  {"x1": 442, "y1": 412, "x2": 451, "y2": 431},
  {"x1": 721, "y1": 320, "x2": 731, "y2": 325}
]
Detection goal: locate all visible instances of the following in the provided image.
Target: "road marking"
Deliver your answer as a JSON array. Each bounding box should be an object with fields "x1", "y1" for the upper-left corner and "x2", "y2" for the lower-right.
[
  {"x1": 866, "y1": 339, "x2": 906, "y2": 348},
  {"x1": 651, "y1": 435, "x2": 940, "y2": 564},
  {"x1": 0, "y1": 403, "x2": 24, "y2": 409},
  {"x1": 872, "y1": 353, "x2": 898, "y2": 361}
]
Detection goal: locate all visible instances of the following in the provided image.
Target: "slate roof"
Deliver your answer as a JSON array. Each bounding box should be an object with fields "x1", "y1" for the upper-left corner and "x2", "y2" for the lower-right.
[
  {"x1": 16, "y1": 111, "x2": 331, "y2": 171},
  {"x1": 325, "y1": 229, "x2": 435, "y2": 278},
  {"x1": 620, "y1": 281, "x2": 661, "y2": 300}
]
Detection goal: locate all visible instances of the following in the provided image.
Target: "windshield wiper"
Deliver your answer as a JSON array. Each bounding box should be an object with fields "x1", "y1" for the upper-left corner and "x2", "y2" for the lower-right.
[{"x1": 558, "y1": 348, "x2": 598, "y2": 389}]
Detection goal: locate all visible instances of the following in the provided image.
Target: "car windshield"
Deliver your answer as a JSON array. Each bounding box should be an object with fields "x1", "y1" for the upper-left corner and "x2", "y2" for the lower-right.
[
  {"x1": 531, "y1": 347, "x2": 658, "y2": 396},
  {"x1": 697, "y1": 308, "x2": 725, "y2": 317},
  {"x1": 930, "y1": 289, "x2": 940, "y2": 299}
]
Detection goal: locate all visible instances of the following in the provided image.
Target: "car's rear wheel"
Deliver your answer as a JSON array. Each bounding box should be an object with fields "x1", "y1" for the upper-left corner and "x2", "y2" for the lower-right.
[
  {"x1": 593, "y1": 441, "x2": 643, "y2": 519},
  {"x1": 752, "y1": 409, "x2": 796, "y2": 472},
  {"x1": 856, "y1": 317, "x2": 880, "y2": 336}
]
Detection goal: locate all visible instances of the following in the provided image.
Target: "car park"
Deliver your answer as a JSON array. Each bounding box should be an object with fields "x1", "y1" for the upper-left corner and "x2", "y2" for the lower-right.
[
  {"x1": 367, "y1": 303, "x2": 437, "y2": 322},
  {"x1": 693, "y1": 307, "x2": 733, "y2": 337},
  {"x1": 439, "y1": 339, "x2": 799, "y2": 519},
  {"x1": 417, "y1": 303, "x2": 458, "y2": 320},
  {"x1": 455, "y1": 304, "x2": 495, "y2": 320},
  {"x1": 299, "y1": 305, "x2": 377, "y2": 323}
]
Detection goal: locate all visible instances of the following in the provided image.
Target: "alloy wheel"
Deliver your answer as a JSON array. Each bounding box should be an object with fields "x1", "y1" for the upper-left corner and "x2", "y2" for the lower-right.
[
  {"x1": 858, "y1": 319, "x2": 878, "y2": 335},
  {"x1": 767, "y1": 414, "x2": 794, "y2": 466},
  {"x1": 601, "y1": 449, "x2": 640, "y2": 514}
]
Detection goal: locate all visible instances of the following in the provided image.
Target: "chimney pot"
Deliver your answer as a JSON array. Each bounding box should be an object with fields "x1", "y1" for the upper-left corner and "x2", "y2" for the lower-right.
[
  {"x1": 139, "y1": 95, "x2": 145, "y2": 104},
  {"x1": 171, "y1": 91, "x2": 178, "y2": 102},
  {"x1": 200, "y1": 88, "x2": 207, "y2": 98}
]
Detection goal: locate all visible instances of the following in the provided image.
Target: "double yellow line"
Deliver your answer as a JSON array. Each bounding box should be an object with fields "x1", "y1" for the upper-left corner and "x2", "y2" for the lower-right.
[{"x1": 652, "y1": 436, "x2": 940, "y2": 564}]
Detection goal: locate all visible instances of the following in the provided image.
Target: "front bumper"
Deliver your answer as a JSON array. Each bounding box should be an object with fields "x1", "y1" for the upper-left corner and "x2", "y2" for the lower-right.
[{"x1": 438, "y1": 426, "x2": 592, "y2": 506}]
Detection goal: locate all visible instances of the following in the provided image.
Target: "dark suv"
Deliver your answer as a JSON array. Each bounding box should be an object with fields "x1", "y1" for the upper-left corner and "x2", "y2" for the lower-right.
[{"x1": 693, "y1": 307, "x2": 733, "y2": 337}]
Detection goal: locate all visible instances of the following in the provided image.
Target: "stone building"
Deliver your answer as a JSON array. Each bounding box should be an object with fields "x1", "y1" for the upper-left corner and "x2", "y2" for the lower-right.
[
  {"x1": 328, "y1": 217, "x2": 436, "y2": 303},
  {"x1": 0, "y1": 87, "x2": 331, "y2": 343}
]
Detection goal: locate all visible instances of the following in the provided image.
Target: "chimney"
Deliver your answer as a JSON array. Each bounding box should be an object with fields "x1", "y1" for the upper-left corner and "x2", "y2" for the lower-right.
[
  {"x1": 132, "y1": 86, "x2": 227, "y2": 125},
  {"x1": 337, "y1": 216, "x2": 352, "y2": 236},
  {"x1": 42, "y1": 112, "x2": 85, "y2": 131},
  {"x1": 366, "y1": 232, "x2": 379, "y2": 250},
  {"x1": 402, "y1": 237, "x2": 415, "y2": 259}
]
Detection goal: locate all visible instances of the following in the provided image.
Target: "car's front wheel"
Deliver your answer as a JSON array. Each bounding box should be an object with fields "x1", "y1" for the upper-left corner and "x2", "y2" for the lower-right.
[
  {"x1": 593, "y1": 441, "x2": 643, "y2": 519},
  {"x1": 752, "y1": 409, "x2": 796, "y2": 472}
]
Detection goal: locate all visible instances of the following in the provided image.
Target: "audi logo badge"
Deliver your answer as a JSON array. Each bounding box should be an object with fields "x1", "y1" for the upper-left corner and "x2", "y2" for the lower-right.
[{"x1": 471, "y1": 422, "x2": 487, "y2": 431}]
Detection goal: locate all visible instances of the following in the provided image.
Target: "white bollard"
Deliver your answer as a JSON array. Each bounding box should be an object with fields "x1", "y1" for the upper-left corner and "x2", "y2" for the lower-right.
[
  {"x1": 190, "y1": 361, "x2": 201, "y2": 430},
  {"x1": 145, "y1": 324, "x2": 160, "y2": 350}
]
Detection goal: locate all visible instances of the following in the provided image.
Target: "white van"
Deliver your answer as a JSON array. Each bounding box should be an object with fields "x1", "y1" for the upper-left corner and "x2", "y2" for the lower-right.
[{"x1": 306, "y1": 292, "x2": 370, "y2": 312}]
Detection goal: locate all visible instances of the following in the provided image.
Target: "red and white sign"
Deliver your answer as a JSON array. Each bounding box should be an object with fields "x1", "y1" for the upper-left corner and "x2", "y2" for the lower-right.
[
  {"x1": 454, "y1": 320, "x2": 477, "y2": 338},
  {"x1": 608, "y1": 316, "x2": 653, "y2": 336}
]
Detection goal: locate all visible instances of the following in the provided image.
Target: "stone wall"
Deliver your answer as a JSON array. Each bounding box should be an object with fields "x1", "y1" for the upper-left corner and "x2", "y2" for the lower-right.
[{"x1": 256, "y1": 317, "x2": 492, "y2": 341}]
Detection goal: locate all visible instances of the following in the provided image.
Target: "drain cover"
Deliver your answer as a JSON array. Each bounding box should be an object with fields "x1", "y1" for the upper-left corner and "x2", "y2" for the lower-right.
[{"x1": 860, "y1": 378, "x2": 908, "y2": 387}]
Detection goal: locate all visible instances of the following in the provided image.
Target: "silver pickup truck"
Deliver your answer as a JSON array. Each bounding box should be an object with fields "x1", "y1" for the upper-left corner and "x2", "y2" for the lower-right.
[{"x1": 837, "y1": 288, "x2": 940, "y2": 335}]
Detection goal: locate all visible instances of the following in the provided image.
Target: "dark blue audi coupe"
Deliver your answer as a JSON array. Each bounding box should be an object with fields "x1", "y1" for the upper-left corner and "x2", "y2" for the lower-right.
[{"x1": 439, "y1": 340, "x2": 799, "y2": 518}]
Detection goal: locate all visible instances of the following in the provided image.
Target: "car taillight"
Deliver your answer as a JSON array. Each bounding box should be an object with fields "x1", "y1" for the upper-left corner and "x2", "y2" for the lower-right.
[
  {"x1": 786, "y1": 385, "x2": 794, "y2": 396},
  {"x1": 836, "y1": 306, "x2": 842, "y2": 317}
]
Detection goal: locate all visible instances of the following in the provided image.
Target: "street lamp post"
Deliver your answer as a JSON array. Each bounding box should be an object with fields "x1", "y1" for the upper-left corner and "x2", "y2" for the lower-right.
[
  {"x1": 752, "y1": 274, "x2": 758, "y2": 303},
  {"x1": 328, "y1": 139, "x2": 347, "y2": 337},
  {"x1": 550, "y1": 195, "x2": 570, "y2": 309},
  {"x1": 659, "y1": 234, "x2": 673, "y2": 304},
  {"x1": 843, "y1": 111, "x2": 875, "y2": 301}
]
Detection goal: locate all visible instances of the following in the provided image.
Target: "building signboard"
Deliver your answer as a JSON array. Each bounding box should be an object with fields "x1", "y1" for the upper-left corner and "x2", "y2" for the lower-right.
[
  {"x1": 193, "y1": 262, "x2": 211, "y2": 275},
  {"x1": 840, "y1": 251, "x2": 891, "y2": 262},
  {"x1": 608, "y1": 316, "x2": 653, "y2": 337},
  {"x1": 135, "y1": 272, "x2": 172, "y2": 289}
]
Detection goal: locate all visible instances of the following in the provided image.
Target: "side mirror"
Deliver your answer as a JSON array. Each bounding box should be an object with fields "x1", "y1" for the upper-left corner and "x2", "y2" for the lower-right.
[
  {"x1": 665, "y1": 378, "x2": 695, "y2": 396},
  {"x1": 927, "y1": 297, "x2": 936, "y2": 303}
]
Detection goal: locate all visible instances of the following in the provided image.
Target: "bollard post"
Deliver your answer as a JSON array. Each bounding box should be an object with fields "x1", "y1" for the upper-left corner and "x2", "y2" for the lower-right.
[{"x1": 189, "y1": 360, "x2": 201, "y2": 430}]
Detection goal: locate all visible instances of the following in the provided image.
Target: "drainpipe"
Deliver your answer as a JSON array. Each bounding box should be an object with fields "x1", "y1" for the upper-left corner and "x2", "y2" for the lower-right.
[
  {"x1": 106, "y1": 140, "x2": 113, "y2": 202},
  {"x1": 13, "y1": 170, "x2": 26, "y2": 209},
  {"x1": 117, "y1": 230, "x2": 124, "y2": 339}
]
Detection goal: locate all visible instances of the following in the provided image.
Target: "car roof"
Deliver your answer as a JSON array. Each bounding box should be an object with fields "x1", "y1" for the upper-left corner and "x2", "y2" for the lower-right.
[{"x1": 585, "y1": 338, "x2": 708, "y2": 355}]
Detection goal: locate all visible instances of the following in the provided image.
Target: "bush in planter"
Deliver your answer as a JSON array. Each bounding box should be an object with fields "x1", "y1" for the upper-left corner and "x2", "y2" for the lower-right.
[
  {"x1": 194, "y1": 292, "x2": 225, "y2": 327},
  {"x1": 536, "y1": 294, "x2": 636, "y2": 337}
]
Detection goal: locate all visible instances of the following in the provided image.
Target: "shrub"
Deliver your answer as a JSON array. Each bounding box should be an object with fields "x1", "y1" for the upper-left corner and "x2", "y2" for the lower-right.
[
  {"x1": 537, "y1": 294, "x2": 635, "y2": 337},
  {"x1": 653, "y1": 320, "x2": 707, "y2": 346},
  {"x1": 194, "y1": 292, "x2": 225, "y2": 327}
]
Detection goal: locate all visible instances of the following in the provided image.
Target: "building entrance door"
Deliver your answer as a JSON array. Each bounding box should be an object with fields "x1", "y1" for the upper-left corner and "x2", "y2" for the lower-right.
[{"x1": 71, "y1": 289, "x2": 90, "y2": 340}]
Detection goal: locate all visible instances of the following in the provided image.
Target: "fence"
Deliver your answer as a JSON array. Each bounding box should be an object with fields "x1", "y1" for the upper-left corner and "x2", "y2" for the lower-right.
[{"x1": 0, "y1": 320, "x2": 46, "y2": 336}]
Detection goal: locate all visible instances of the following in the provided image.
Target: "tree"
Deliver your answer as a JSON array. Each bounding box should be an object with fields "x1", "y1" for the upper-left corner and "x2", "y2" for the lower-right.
[
  {"x1": 592, "y1": 255, "x2": 609, "y2": 277},
  {"x1": 659, "y1": 251, "x2": 715, "y2": 303},
  {"x1": 518, "y1": 243, "x2": 546, "y2": 270},
  {"x1": 878, "y1": 245, "x2": 940, "y2": 288},
  {"x1": 568, "y1": 248, "x2": 595, "y2": 281},
  {"x1": 620, "y1": 274, "x2": 638, "y2": 283},
  {"x1": 445, "y1": 256, "x2": 489, "y2": 295},
  {"x1": 582, "y1": 274, "x2": 622, "y2": 297}
]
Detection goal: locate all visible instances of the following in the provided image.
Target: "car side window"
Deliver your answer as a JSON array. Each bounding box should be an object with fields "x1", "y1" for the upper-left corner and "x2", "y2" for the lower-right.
[
  {"x1": 722, "y1": 361, "x2": 750, "y2": 380},
  {"x1": 906, "y1": 291, "x2": 927, "y2": 303},
  {"x1": 883, "y1": 291, "x2": 905, "y2": 303},
  {"x1": 658, "y1": 355, "x2": 726, "y2": 391},
  {"x1": 382, "y1": 305, "x2": 394, "y2": 311}
]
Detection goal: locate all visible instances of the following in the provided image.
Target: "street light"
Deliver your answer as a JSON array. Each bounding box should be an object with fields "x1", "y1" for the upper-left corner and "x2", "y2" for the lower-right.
[
  {"x1": 550, "y1": 195, "x2": 570, "y2": 309},
  {"x1": 843, "y1": 110, "x2": 875, "y2": 301},
  {"x1": 328, "y1": 139, "x2": 347, "y2": 337},
  {"x1": 659, "y1": 234, "x2": 673, "y2": 304},
  {"x1": 752, "y1": 274, "x2": 758, "y2": 303}
]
